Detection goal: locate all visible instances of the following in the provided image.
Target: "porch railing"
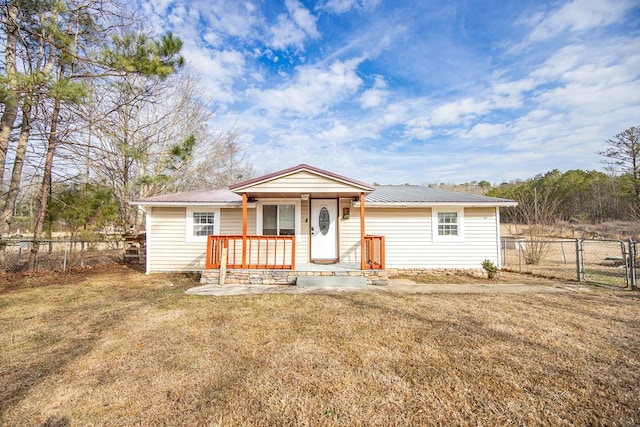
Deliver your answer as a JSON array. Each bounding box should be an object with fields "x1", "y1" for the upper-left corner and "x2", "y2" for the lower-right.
[
  {"x1": 206, "y1": 235, "x2": 295, "y2": 269},
  {"x1": 364, "y1": 235, "x2": 385, "y2": 270}
]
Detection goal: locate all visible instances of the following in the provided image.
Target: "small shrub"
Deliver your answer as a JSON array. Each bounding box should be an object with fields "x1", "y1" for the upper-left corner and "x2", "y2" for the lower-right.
[{"x1": 482, "y1": 260, "x2": 499, "y2": 278}]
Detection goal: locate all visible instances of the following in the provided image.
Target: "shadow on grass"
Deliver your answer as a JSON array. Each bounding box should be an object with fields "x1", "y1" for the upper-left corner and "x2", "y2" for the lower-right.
[{"x1": 0, "y1": 302, "x2": 144, "y2": 421}]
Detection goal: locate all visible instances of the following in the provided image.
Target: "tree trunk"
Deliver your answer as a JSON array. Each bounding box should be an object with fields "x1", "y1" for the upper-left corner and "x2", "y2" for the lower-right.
[
  {"x1": 0, "y1": 3, "x2": 20, "y2": 191},
  {"x1": 29, "y1": 92, "x2": 62, "y2": 270},
  {"x1": 0, "y1": 95, "x2": 32, "y2": 235}
]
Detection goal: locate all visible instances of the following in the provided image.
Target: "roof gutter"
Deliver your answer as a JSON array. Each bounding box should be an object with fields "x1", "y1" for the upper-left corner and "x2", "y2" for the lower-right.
[
  {"x1": 353, "y1": 201, "x2": 518, "y2": 208},
  {"x1": 129, "y1": 201, "x2": 256, "y2": 208}
]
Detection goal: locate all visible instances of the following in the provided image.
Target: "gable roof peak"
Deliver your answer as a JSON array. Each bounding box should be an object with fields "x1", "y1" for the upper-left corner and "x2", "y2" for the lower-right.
[{"x1": 229, "y1": 163, "x2": 374, "y2": 192}]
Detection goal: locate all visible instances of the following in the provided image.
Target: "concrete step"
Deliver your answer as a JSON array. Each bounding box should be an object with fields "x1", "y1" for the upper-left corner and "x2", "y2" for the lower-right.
[{"x1": 296, "y1": 275, "x2": 367, "y2": 287}]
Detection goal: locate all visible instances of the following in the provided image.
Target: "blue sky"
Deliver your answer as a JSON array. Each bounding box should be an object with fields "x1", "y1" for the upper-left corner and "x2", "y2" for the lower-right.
[{"x1": 138, "y1": 0, "x2": 640, "y2": 185}]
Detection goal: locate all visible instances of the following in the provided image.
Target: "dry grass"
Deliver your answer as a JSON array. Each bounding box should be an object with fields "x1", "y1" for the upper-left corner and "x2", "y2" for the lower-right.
[{"x1": 1, "y1": 264, "x2": 639, "y2": 426}]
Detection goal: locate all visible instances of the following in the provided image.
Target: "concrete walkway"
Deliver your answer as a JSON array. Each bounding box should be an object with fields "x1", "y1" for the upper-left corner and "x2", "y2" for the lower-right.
[{"x1": 186, "y1": 279, "x2": 584, "y2": 296}]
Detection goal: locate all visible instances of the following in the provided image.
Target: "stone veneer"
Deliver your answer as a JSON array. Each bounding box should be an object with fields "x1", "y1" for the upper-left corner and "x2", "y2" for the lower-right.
[
  {"x1": 200, "y1": 269, "x2": 389, "y2": 286},
  {"x1": 200, "y1": 268, "x2": 489, "y2": 286}
]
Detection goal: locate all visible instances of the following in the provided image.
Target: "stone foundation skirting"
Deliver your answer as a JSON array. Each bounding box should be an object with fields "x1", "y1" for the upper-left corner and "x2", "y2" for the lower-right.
[{"x1": 200, "y1": 269, "x2": 389, "y2": 286}]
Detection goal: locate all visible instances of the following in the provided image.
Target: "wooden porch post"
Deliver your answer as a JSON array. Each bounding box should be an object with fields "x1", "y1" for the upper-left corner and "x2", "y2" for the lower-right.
[
  {"x1": 360, "y1": 192, "x2": 366, "y2": 270},
  {"x1": 242, "y1": 193, "x2": 248, "y2": 268}
]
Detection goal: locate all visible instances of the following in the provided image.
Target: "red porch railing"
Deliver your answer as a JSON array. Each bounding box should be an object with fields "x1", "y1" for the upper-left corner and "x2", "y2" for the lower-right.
[
  {"x1": 364, "y1": 235, "x2": 385, "y2": 270},
  {"x1": 206, "y1": 235, "x2": 295, "y2": 269}
]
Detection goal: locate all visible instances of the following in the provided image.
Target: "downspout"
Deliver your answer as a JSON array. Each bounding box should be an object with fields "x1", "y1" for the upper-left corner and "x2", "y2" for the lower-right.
[
  {"x1": 139, "y1": 205, "x2": 151, "y2": 275},
  {"x1": 360, "y1": 192, "x2": 366, "y2": 270},
  {"x1": 495, "y1": 206, "x2": 502, "y2": 269}
]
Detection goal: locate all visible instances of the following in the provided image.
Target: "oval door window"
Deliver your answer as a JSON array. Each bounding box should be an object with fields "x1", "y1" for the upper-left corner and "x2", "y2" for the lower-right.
[{"x1": 319, "y1": 207, "x2": 330, "y2": 235}]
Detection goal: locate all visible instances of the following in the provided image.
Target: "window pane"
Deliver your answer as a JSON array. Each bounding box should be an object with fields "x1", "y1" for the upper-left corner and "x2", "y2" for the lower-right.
[
  {"x1": 437, "y1": 212, "x2": 458, "y2": 236},
  {"x1": 279, "y1": 205, "x2": 295, "y2": 235},
  {"x1": 193, "y1": 212, "x2": 215, "y2": 236},
  {"x1": 263, "y1": 205, "x2": 277, "y2": 235}
]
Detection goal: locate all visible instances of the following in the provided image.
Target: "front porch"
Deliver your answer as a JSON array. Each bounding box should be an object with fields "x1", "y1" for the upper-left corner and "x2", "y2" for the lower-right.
[
  {"x1": 198, "y1": 164, "x2": 386, "y2": 285},
  {"x1": 202, "y1": 234, "x2": 386, "y2": 285}
]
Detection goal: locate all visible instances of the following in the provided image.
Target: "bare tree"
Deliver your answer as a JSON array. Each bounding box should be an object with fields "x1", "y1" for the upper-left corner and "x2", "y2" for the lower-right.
[
  {"x1": 177, "y1": 126, "x2": 255, "y2": 190},
  {"x1": 85, "y1": 67, "x2": 214, "y2": 229},
  {"x1": 501, "y1": 186, "x2": 559, "y2": 264}
]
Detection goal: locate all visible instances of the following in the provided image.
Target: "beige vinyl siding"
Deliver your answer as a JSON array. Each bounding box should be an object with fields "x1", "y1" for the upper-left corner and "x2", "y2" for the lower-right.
[
  {"x1": 364, "y1": 207, "x2": 499, "y2": 269},
  {"x1": 148, "y1": 207, "x2": 204, "y2": 272},
  {"x1": 220, "y1": 207, "x2": 256, "y2": 235},
  {"x1": 148, "y1": 206, "x2": 256, "y2": 272},
  {"x1": 339, "y1": 198, "x2": 361, "y2": 263},
  {"x1": 297, "y1": 199, "x2": 309, "y2": 265},
  {"x1": 149, "y1": 204, "x2": 499, "y2": 271},
  {"x1": 247, "y1": 171, "x2": 364, "y2": 193}
]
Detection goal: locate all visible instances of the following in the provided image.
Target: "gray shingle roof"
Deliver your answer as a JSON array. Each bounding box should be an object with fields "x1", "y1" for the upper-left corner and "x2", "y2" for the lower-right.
[{"x1": 366, "y1": 185, "x2": 514, "y2": 204}]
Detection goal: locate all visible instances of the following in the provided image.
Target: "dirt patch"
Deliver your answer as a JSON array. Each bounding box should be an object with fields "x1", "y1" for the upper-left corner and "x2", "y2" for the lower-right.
[{"x1": 394, "y1": 269, "x2": 565, "y2": 285}]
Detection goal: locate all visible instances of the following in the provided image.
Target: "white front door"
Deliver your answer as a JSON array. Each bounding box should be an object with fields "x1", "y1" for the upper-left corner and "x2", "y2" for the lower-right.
[{"x1": 310, "y1": 199, "x2": 338, "y2": 261}]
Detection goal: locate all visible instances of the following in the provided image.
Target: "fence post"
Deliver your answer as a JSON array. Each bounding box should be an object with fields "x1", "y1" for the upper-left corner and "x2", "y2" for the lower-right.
[
  {"x1": 575, "y1": 239, "x2": 581, "y2": 282},
  {"x1": 63, "y1": 240, "x2": 69, "y2": 272},
  {"x1": 502, "y1": 237, "x2": 507, "y2": 266},
  {"x1": 518, "y1": 242, "x2": 522, "y2": 273},
  {"x1": 629, "y1": 240, "x2": 636, "y2": 290}
]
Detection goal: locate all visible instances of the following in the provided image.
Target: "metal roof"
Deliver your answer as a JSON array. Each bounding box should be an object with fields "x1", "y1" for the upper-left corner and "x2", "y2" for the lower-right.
[
  {"x1": 132, "y1": 180, "x2": 516, "y2": 207},
  {"x1": 366, "y1": 185, "x2": 516, "y2": 205},
  {"x1": 133, "y1": 187, "x2": 241, "y2": 205}
]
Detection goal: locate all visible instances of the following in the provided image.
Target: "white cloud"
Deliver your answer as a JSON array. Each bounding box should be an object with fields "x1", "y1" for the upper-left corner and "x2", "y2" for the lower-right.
[
  {"x1": 359, "y1": 75, "x2": 390, "y2": 108},
  {"x1": 318, "y1": 122, "x2": 351, "y2": 141},
  {"x1": 430, "y1": 98, "x2": 491, "y2": 127},
  {"x1": 269, "y1": 0, "x2": 319, "y2": 50},
  {"x1": 144, "y1": 0, "x2": 173, "y2": 15},
  {"x1": 528, "y1": 0, "x2": 635, "y2": 41},
  {"x1": 270, "y1": 15, "x2": 308, "y2": 50},
  {"x1": 404, "y1": 126, "x2": 434, "y2": 141},
  {"x1": 251, "y1": 58, "x2": 364, "y2": 117},
  {"x1": 182, "y1": 45, "x2": 245, "y2": 104},
  {"x1": 195, "y1": 0, "x2": 261, "y2": 40},
  {"x1": 286, "y1": 0, "x2": 320, "y2": 38},
  {"x1": 465, "y1": 123, "x2": 508, "y2": 139},
  {"x1": 320, "y1": 0, "x2": 383, "y2": 14}
]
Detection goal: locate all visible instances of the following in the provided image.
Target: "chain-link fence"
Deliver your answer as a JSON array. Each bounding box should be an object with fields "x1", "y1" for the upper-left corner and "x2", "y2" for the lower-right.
[
  {"x1": 580, "y1": 239, "x2": 629, "y2": 287},
  {"x1": 502, "y1": 237, "x2": 634, "y2": 288},
  {"x1": 0, "y1": 238, "x2": 137, "y2": 273}
]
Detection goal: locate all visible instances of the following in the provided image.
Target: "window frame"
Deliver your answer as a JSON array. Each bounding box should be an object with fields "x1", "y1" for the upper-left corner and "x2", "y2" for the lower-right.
[
  {"x1": 432, "y1": 207, "x2": 465, "y2": 242},
  {"x1": 256, "y1": 200, "x2": 301, "y2": 237},
  {"x1": 185, "y1": 207, "x2": 220, "y2": 243}
]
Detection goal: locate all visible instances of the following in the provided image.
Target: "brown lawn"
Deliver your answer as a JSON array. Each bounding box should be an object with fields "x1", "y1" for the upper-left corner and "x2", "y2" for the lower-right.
[{"x1": 1, "y1": 264, "x2": 639, "y2": 426}]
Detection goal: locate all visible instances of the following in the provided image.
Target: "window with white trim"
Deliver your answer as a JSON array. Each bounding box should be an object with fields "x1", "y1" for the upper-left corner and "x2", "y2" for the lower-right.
[
  {"x1": 432, "y1": 208, "x2": 464, "y2": 241},
  {"x1": 438, "y1": 212, "x2": 459, "y2": 236},
  {"x1": 186, "y1": 207, "x2": 220, "y2": 242},
  {"x1": 256, "y1": 200, "x2": 300, "y2": 236},
  {"x1": 262, "y1": 204, "x2": 296, "y2": 235}
]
